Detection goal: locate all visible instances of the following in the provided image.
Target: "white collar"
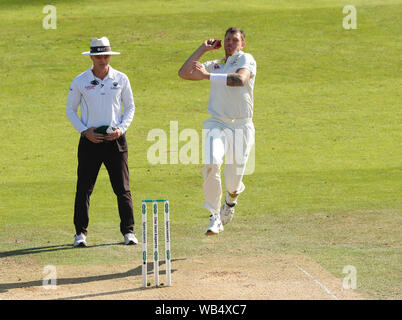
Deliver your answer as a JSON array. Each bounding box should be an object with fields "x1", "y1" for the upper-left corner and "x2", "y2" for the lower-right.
[
  {"x1": 88, "y1": 65, "x2": 116, "y2": 80},
  {"x1": 221, "y1": 50, "x2": 244, "y2": 64},
  {"x1": 232, "y1": 50, "x2": 243, "y2": 57}
]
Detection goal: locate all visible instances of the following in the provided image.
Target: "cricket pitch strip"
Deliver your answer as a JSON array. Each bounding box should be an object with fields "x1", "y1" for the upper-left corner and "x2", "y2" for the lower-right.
[{"x1": 0, "y1": 254, "x2": 365, "y2": 300}]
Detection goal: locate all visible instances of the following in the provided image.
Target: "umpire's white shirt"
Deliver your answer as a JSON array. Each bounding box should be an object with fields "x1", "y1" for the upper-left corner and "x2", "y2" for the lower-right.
[
  {"x1": 203, "y1": 50, "x2": 257, "y2": 120},
  {"x1": 66, "y1": 66, "x2": 135, "y2": 134}
]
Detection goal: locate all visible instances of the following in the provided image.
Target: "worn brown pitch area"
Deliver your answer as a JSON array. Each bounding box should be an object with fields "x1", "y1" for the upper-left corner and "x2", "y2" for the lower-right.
[{"x1": 0, "y1": 254, "x2": 366, "y2": 300}]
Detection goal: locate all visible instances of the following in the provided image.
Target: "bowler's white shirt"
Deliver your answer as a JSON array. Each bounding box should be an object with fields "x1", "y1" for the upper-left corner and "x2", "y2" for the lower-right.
[
  {"x1": 66, "y1": 66, "x2": 135, "y2": 134},
  {"x1": 202, "y1": 51, "x2": 257, "y2": 120}
]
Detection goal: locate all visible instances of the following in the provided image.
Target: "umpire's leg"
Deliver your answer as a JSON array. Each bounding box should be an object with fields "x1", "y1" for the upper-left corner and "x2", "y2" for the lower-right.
[
  {"x1": 103, "y1": 141, "x2": 134, "y2": 235},
  {"x1": 74, "y1": 137, "x2": 103, "y2": 236}
]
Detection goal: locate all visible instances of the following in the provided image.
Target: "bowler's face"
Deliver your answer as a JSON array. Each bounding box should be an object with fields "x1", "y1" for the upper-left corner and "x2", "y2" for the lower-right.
[
  {"x1": 90, "y1": 54, "x2": 111, "y2": 68},
  {"x1": 224, "y1": 32, "x2": 245, "y2": 56}
]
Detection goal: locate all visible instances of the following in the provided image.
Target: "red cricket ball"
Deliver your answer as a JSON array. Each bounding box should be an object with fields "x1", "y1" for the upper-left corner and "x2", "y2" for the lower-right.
[{"x1": 207, "y1": 39, "x2": 222, "y2": 49}]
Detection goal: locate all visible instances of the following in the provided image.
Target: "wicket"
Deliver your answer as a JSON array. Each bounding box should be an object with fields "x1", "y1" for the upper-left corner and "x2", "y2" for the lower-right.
[{"x1": 141, "y1": 199, "x2": 171, "y2": 288}]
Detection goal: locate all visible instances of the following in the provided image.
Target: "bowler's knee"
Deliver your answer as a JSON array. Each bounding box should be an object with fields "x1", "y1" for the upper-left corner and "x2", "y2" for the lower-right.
[{"x1": 202, "y1": 164, "x2": 221, "y2": 181}]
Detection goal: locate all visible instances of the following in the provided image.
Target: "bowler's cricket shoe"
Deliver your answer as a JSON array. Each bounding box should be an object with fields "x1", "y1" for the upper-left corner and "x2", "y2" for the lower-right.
[
  {"x1": 220, "y1": 202, "x2": 235, "y2": 225},
  {"x1": 205, "y1": 214, "x2": 224, "y2": 236},
  {"x1": 73, "y1": 233, "x2": 87, "y2": 247},
  {"x1": 124, "y1": 232, "x2": 138, "y2": 245}
]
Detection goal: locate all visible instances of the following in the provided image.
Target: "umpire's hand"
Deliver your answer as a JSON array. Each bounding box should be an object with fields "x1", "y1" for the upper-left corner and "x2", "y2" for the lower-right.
[
  {"x1": 83, "y1": 127, "x2": 105, "y2": 143},
  {"x1": 104, "y1": 127, "x2": 122, "y2": 141}
]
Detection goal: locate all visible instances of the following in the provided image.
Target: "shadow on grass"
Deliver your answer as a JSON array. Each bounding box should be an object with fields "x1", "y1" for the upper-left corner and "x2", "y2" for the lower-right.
[
  {"x1": 58, "y1": 260, "x2": 183, "y2": 300},
  {"x1": 0, "y1": 256, "x2": 184, "y2": 296},
  {"x1": 0, "y1": 242, "x2": 122, "y2": 258}
]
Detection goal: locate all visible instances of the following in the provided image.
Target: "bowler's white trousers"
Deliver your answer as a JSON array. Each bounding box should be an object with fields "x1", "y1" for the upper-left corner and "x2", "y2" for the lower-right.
[{"x1": 202, "y1": 117, "x2": 255, "y2": 214}]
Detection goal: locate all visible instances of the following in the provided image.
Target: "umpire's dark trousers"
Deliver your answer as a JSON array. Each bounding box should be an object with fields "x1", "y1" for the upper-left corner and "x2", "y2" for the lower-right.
[{"x1": 74, "y1": 134, "x2": 134, "y2": 236}]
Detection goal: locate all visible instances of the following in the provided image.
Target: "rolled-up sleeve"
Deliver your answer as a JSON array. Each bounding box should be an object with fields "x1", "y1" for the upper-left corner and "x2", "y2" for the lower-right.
[
  {"x1": 118, "y1": 75, "x2": 135, "y2": 134},
  {"x1": 202, "y1": 60, "x2": 216, "y2": 73},
  {"x1": 66, "y1": 80, "x2": 87, "y2": 133},
  {"x1": 237, "y1": 53, "x2": 257, "y2": 77}
]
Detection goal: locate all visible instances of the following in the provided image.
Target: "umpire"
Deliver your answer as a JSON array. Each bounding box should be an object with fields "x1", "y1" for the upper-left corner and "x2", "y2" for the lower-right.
[{"x1": 66, "y1": 37, "x2": 138, "y2": 247}]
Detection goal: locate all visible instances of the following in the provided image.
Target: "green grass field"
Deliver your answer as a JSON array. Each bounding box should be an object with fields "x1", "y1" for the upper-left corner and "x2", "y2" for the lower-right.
[{"x1": 0, "y1": 0, "x2": 401, "y2": 299}]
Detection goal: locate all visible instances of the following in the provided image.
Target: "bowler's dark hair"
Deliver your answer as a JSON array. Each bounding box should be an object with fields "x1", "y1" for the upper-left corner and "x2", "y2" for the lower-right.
[{"x1": 225, "y1": 27, "x2": 245, "y2": 41}]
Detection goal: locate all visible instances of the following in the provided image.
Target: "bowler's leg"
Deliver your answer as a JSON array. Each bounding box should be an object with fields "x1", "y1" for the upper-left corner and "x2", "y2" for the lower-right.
[
  {"x1": 202, "y1": 121, "x2": 226, "y2": 215},
  {"x1": 224, "y1": 122, "x2": 255, "y2": 203},
  {"x1": 221, "y1": 122, "x2": 255, "y2": 224}
]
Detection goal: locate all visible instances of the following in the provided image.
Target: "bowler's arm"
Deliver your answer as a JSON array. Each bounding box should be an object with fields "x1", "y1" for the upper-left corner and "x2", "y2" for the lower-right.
[
  {"x1": 192, "y1": 62, "x2": 251, "y2": 87},
  {"x1": 178, "y1": 39, "x2": 220, "y2": 80},
  {"x1": 226, "y1": 68, "x2": 251, "y2": 87}
]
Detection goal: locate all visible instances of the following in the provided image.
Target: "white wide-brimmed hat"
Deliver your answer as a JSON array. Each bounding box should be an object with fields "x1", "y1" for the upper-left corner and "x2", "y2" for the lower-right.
[{"x1": 81, "y1": 37, "x2": 120, "y2": 55}]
